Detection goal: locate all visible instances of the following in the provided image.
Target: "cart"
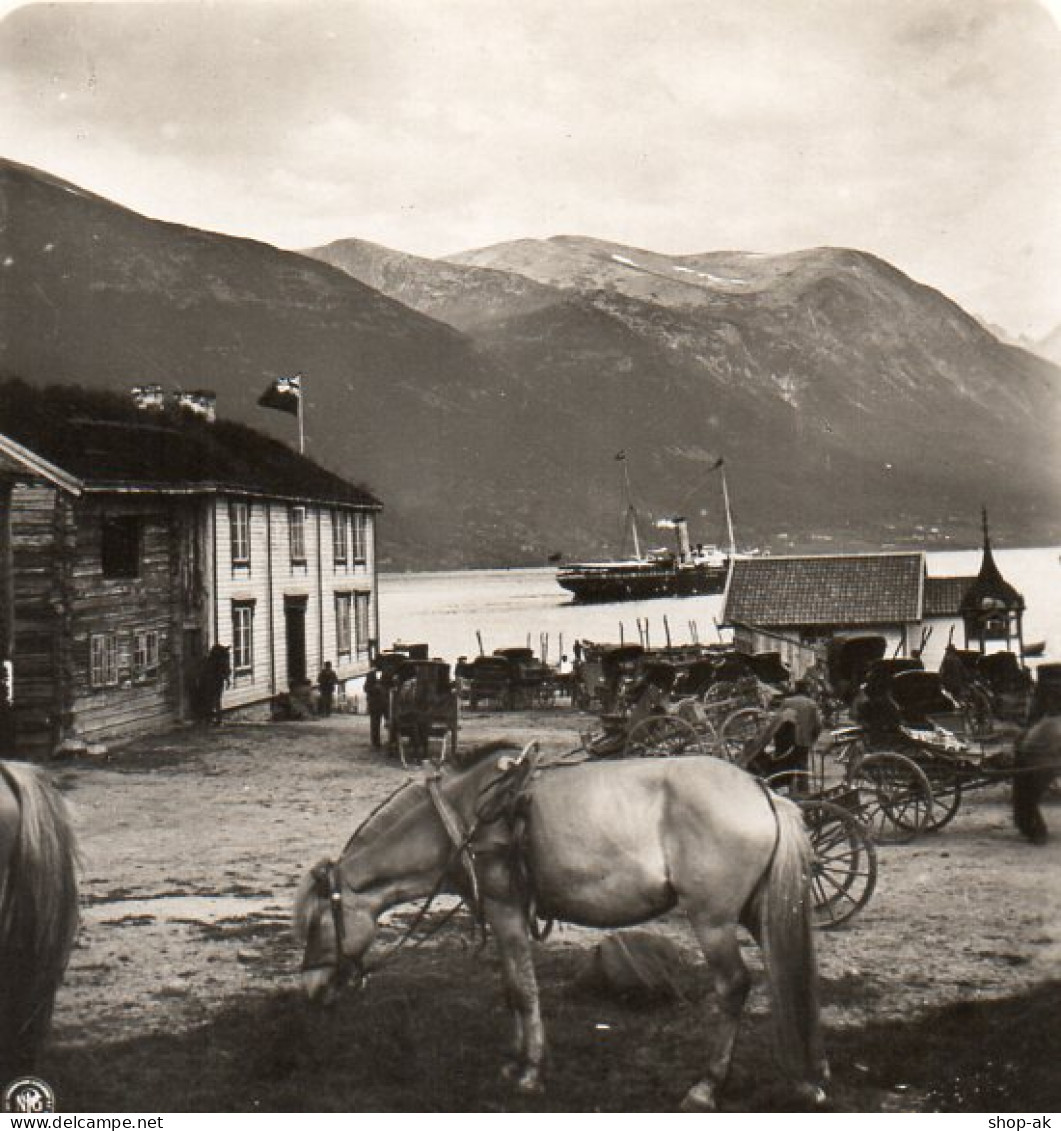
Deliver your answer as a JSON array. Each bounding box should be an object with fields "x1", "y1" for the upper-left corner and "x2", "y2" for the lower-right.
[{"x1": 387, "y1": 659, "x2": 460, "y2": 765}]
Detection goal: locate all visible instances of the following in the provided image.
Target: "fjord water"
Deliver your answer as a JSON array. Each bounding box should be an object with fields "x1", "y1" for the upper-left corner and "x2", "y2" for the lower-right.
[{"x1": 379, "y1": 546, "x2": 1061, "y2": 670}]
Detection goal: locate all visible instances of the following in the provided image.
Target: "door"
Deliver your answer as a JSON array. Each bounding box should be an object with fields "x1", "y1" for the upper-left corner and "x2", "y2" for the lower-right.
[{"x1": 284, "y1": 597, "x2": 307, "y2": 686}]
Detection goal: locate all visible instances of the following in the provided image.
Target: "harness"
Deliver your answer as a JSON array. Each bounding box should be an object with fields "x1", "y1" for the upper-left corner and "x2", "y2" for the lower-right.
[{"x1": 306, "y1": 742, "x2": 551, "y2": 986}]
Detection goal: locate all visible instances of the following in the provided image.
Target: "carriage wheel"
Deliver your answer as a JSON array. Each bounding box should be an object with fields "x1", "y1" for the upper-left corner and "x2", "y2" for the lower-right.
[
  {"x1": 718, "y1": 707, "x2": 770, "y2": 764},
  {"x1": 846, "y1": 752, "x2": 934, "y2": 844},
  {"x1": 624, "y1": 715, "x2": 706, "y2": 758},
  {"x1": 799, "y1": 799, "x2": 878, "y2": 929},
  {"x1": 763, "y1": 769, "x2": 816, "y2": 799},
  {"x1": 918, "y1": 761, "x2": 963, "y2": 830}
]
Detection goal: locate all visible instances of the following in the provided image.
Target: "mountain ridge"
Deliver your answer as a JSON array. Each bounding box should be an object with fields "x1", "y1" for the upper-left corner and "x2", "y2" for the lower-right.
[{"x1": 3, "y1": 156, "x2": 1060, "y2": 568}]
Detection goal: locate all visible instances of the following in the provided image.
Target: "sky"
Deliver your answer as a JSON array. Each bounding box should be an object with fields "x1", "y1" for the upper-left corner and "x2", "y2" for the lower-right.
[{"x1": 1, "y1": 0, "x2": 1060, "y2": 338}]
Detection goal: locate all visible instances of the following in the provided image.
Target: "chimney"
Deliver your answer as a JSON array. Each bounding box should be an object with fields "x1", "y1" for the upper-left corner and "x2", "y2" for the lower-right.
[
  {"x1": 175, "y1": 389, "x2": 217, "y2": 422},
  {"x1": 672, "y1": 516, "x2": 691, "y2": 561},
  {"x1": 130, "y1": 384, "x2": 165, "y2": 411}
]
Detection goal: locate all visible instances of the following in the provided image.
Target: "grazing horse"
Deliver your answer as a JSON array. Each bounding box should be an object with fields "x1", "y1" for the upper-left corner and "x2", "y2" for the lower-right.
[
  {"x1": 294, "y1": 744, "x2": 826, "y2": 1111},
  {"x1": 0, "y1": 761, "x2": 79, "y2": 1080},
  {"x1": 1012, "y1": 717, "x2": 1061, "y2": 845}
]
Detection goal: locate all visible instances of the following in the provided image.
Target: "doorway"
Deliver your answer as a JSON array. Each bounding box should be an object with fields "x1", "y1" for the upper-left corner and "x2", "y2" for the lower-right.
[{"x1": 284, "y1": 597, "x2": 308, "y2": 686}]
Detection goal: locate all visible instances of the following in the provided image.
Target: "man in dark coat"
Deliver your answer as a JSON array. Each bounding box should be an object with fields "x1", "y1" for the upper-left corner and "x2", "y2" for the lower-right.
[
  {"x1": 199, "y1": 644, "x2": 231, "y2": 725},
  {"x1": 317, "y1": 661, "x2": 339, "y2": 717},
  {"x1": 365, "y1": 668, "x2": 388, "y2": 748}
]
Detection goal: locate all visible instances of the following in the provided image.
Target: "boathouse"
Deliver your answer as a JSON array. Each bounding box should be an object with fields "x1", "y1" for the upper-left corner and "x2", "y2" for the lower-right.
[
  {"x1": 0, "y1": 383, "x2": 382, "y2": 755},
  {"x1": 722, "y1": 541, "x2": 1024, "y2": 679}
]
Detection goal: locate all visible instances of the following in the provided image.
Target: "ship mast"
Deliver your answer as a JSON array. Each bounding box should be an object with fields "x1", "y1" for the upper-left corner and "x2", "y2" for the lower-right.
[
  {"x1": 618, "y1": 452, "x2": 642, "y2": 559},
  {"x1": 721, "y1": 463, "x2": 736, "y2": 556}
]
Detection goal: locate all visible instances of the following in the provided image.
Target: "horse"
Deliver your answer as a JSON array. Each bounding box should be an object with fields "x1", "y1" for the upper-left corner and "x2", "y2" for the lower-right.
[
  {"x1": 294, "y1": 743, "x2": 827, "y2": 1111},
  {"x1": 1012, "y1": 716, "x2": 1061, "y2": 845},
  {"x1": 0, "y1": 761, "x2": 79, "y2": 1081},
  {"x1": 195, "y1": 645, "x2": 231, "y2": 725}
]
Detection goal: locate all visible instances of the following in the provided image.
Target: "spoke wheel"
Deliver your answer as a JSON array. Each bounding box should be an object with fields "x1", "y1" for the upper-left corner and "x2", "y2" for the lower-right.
[
  {"x1": 624, "y1": 715, "x2": 706, "y2": 758},
  {"x1": 799, "y1": 799, "x2": 878, "y2": 930},
  {"x1": 718, "y1": 707, "x2": 770, "y2": 765},
  {"x1": 919, "y1": 760, "x2": 964, "y2": 830},
  {"x1": 846, "y1": 752, "x2": 934, "y2": 844}
]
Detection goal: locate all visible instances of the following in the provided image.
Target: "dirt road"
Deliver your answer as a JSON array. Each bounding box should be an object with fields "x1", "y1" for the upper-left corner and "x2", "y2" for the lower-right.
[{"x1": 36, "y1": 710, "x2": 1061, "y2": 1112}]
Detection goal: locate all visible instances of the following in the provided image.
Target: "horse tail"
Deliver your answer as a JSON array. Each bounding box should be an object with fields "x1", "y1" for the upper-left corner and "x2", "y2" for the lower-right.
[
  {"x1": 758, "y1": 792, "x2": 825, "y2": 1089},
  {"x1": 1012, "y1": 724, "x2": 1052, "y2": 845},
  {"x1": 0, "y1": 761, "x2": 79, "y2": 1072}
]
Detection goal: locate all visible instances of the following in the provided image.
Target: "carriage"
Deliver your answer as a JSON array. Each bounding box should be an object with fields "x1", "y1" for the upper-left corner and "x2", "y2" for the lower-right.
[
  {"x1": 826, "y1": 634, "x2": 888, "y2": 705},
  {"x1": 387, "y1": 658, "x2": 460, "y2": 765},
  {"x1": 491, "y1": 647, "x2": 560, "y2": 708},
  {"x1": 845, "y1": 656, "x2": 1044, "y2": 832}
]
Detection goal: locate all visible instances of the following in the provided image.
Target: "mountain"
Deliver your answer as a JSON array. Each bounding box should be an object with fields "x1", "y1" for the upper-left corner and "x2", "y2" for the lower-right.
[
  {"x1": 3, "y1": 158, "x2": 1060, "y2": 569},
  {"x1": 306, "y1": 233, "x2": 1061, "y2": 554},
  {"x1": 0, "y1": 158, "x2": 535, "y2": 567},
  {"x1": 1034, "y1": 322, "x2": 1061, "y2": 366}
]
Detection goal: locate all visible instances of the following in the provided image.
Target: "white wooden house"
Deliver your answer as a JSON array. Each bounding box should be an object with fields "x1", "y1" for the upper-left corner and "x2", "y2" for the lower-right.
[{"x1": 0, "y1": 384, "x2": 382, "y2": 754}]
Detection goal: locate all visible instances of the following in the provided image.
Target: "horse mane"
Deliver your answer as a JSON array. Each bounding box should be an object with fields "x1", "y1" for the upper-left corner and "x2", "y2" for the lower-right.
[
  {"x1": 0, "y1": 760, "x2": 79, "y2": 1074},
  {"x1": 292, "y1": 862, "x2": 325, "y2": 943},
  {"x1": 454, "y1": 740, "x2": 521, "y2": 770},
  {"x1": 342, "y1": 743, "x2": 520, "y2": 849},
  {"x1": 294, "y1": 742, "x2": 524, "y2": 942},
  {"x1": 341, "y1": 779, "x2": 426, "y2": 855}
]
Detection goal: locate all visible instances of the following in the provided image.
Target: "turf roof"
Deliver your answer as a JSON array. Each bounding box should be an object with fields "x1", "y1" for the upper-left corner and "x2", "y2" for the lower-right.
[{"x1": 0, "y1": 379, "x2": 381, "y2": 509}]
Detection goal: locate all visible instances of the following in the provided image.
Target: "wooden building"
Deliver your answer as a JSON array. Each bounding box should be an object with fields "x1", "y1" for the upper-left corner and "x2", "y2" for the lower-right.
[
  {"x1": 722, "y1": 543, "x2": 1023, "y2": 679},
  {"x1": 0, "y1": 384, "x2": 381, "y2": 755}
]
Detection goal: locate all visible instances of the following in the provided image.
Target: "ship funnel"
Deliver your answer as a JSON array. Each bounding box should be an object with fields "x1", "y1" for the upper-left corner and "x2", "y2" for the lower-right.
[{"x1": 660, "y1": 515, "x2": 691, "y2": 560}]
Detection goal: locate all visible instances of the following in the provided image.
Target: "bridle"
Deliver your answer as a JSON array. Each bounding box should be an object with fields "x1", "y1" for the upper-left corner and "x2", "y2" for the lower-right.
[
  {"x1": 301, "y1": 859, "x2": 366, "y2": 991},
  {"x1": 302, "y1": 743, "x2": 545, "y2": 993}
]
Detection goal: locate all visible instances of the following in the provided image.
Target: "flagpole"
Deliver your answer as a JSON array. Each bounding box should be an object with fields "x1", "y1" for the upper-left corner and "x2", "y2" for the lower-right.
[{"x1": 297, "y1": 375, "x2": 305, "y2": 455}]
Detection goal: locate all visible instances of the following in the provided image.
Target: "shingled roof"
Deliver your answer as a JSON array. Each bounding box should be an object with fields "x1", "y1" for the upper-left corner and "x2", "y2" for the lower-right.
[
  {"x1": 0, "y1": 380, "x2": 381, "y2": 509},
  {"x1": 724, "y1": 553, "x2": 925, "y2": 629},
  {"x1": 923, "y1": 575, "x2": 975, "y2": 618}
]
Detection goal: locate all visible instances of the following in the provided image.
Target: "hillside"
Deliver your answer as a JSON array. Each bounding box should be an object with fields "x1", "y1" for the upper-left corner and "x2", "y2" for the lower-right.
[
  {"x1": 309, "y1": 233, "x2": 1061, "y2": 554},
  {"x1": 3, "y1": 158, "x2": 1061, "y2": 567},
  {"x1": 0, "y1": 158, "x2": 531, "y2": 566}
]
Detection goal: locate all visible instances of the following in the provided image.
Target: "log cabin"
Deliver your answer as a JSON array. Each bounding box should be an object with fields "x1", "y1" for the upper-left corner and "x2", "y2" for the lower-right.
[{"x1": 0, "y1": 382, "x2": 382, "y2": 755}]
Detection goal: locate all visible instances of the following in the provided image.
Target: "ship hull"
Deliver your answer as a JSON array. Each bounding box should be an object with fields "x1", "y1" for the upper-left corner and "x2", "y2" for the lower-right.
[{"x1": 557, "y1": 562, "x2": 729, "y2": 603}]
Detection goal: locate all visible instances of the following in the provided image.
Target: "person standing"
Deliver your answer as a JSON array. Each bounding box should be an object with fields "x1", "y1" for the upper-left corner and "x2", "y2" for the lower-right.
[
  {"x1": 317, "y1": 661, "x2": 338, "y2": 717},
  {"x1": 201, "y1": 644, "x2": 231, "y2": 726},
  {"x1": 365, "y1": 668, "x2": 387, "y2": 748}
]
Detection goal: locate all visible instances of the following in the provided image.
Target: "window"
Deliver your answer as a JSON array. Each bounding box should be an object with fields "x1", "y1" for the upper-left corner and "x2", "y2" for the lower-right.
[
  {"x1": 229, "y1": 501, "x2": 251, "y2": 566},
  {"x1": 352, "y1": 512, "x2": 368, "y2": 564},
  {"x1": 101, "y1": 516, "x2": 140, "y2": 579},
  {"x1": 335, "y1": 592, "x2": 353, "y2": 657},
  {"x1": 354, "y1": 591, "x2": 371, "y2": 656},
  {"x1": 232, "y1": 602, "x2": 255, "y2": 676},
  {"x1": 332, "y1": 511, "x2": 349, "y2": 566},
  {"x1": 133, "y1": 630, "x2": 159, "y2": 680},
  {"x1": 90, "y1": 633, "x2": 119, "y2": 688},
  {"x1": 289, "y1": 506, "x2": 307, "y2": 564}
]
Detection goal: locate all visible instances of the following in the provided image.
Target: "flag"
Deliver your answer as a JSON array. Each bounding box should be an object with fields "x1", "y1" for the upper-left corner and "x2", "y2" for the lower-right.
[
  {"x1": 615, "y1": 450, "x2": 626, "y2": 461},
  {"x1": 712, "y1": 456, "x2": 725, "y2": 470},
  {"x1": 258, "y1": 374, "x2": 302, "y2": 416}
]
